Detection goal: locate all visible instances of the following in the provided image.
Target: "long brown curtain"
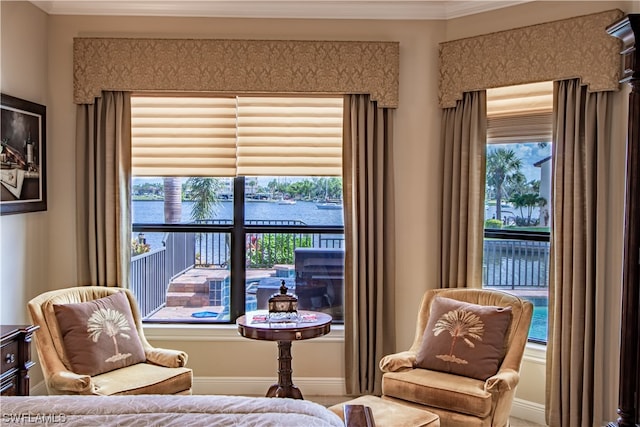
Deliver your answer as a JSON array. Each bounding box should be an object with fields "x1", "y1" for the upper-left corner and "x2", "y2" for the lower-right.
[
  {"x1": 343, "y1": 94, "x2": 396, "y2": 395},
  {"x1": 439, "y1": 91, "x2": 487, "y2": 288},
  {"x1": 546, "y1": 79, "x2": 611, "y2": 426},
  {"x1": 76, "y1": 91, "x2": 132, "y2": 287}
]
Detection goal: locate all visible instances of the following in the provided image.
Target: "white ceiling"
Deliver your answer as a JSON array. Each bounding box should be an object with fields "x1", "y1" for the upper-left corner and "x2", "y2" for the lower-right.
[{"x1": 30, "y1": 0, "x2": 533, "y2": 20}]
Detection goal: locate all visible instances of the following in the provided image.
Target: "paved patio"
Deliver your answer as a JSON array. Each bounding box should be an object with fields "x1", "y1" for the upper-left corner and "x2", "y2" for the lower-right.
[
  {"x1": 144, "y1": 265, "x2": 548, "y2": 323},
  {"x1": 145, "y1": 267, "x2": 278, "y2": 322}
]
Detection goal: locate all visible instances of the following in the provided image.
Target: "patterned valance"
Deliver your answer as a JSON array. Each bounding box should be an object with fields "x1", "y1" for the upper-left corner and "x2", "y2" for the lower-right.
[
  {"x1": 73, "y1": 38, "x2": 400, "y2": 108},
  {"x1": 439, "y1": 9, "x2": 624, "y2": 108}
]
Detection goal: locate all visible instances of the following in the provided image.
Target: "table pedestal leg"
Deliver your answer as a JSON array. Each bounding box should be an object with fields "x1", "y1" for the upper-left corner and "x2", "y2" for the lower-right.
[{"x1": 266, "y1": 340, "x2": 303, "y2": 399}]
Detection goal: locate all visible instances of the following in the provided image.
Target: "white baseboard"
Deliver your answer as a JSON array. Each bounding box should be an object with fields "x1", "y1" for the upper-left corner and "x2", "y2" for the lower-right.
[
  {"x1": 510, "y1": 397, "x2": 546, "y2": 425},
  {"x1": 192, "y1": 376, "x2": 346, "y2": 396}
]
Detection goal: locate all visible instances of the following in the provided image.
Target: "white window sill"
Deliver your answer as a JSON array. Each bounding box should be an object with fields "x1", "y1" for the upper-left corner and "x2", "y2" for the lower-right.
[
  {"x1": 143, "y1": 322, "x2": 345, "y2": 342},
  {"x1": 523, "y1": 341, "x2": 547, "y2": 364}
]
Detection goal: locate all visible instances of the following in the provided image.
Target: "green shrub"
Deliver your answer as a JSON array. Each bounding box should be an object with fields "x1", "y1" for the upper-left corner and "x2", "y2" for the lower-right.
[
  {"x1": 485, "y1": 219, "x2": 503, "y2": 229},
  {"x1": 131, "y1": 239, "x2": 151, "y2": 256},
  {"x1": 247, "y1": 234, "x2": 313, "y2": 267}
]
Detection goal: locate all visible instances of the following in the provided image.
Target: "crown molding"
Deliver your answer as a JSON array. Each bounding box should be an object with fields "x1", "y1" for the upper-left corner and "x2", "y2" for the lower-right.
[
  {"x1": 30, "y1": 1, "x2": 533, "y2": 20},
  {"x1": 443, "y1": 0, "x2": 532, "y2": 19}
]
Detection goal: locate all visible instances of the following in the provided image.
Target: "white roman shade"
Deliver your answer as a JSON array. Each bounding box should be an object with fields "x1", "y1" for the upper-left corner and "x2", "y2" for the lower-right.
[
  {"x1": 236, "y1": 97, "x2": 343, "y2": 176},
  {"x1": 131, "y1": 95, "x2": 343, "y2": 177},
  {"x1": 131, "y1": 96, "x2": 237, "y2": 177},
  {"x1": 486, "y1": 81, "x2": 553, "y2": 144}
]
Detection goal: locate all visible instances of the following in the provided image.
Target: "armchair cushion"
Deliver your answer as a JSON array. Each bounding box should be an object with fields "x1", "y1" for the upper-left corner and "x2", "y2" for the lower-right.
[
  {"x1": 382, "y1": 369, "x2": 492, "y2": 418},
  {"x1": 92, "y1": 363, "x2": 193, "y2": 395},
  {"x1": 415, "y1": 296, "x2": 512, "y2": 380},
  {"x1": 53, "y1": 291, "x2": 146, "y2": 376}
]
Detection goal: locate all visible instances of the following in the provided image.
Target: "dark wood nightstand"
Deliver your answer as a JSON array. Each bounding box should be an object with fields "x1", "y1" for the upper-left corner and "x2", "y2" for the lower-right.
[
  {"x1": 1, "y1": 325, "x2": 38, "y2": 396},
  {"x1": 237, "y1": 311, "x2": 331, "y2": 399}
]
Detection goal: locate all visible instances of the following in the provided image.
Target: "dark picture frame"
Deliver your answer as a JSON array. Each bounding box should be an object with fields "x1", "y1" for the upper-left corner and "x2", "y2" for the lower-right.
[{"x1": 1, "y1": 94, "x2": 47, "y2": 215}]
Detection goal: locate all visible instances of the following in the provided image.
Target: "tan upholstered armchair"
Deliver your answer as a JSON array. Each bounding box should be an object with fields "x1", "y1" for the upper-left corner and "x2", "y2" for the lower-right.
[
  {"x1": 28, "y1": 286, "x2": 192, "y2": 395},
  {"x1": 380, "y1": 289, "x2": 533, "y2": 427}
]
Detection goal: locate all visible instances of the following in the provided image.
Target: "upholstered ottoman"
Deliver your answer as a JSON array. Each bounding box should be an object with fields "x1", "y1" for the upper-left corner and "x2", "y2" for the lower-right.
[{"x1": 328, "y1": 395, "x2": 440, "y2": 427}]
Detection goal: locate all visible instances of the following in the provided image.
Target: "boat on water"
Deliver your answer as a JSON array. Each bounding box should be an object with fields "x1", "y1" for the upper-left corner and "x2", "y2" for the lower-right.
[
  {"x1": 316, "y1": 202, "x2": 342, "y2": 210},
  {"x1": 278, "y1": 199, "x2": 296, "y2": 205}
]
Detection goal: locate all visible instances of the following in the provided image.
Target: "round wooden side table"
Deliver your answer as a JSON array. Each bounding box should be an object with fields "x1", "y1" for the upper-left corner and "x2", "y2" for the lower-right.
[{"x1": 236, "y1": 310, "x2": 332, "y2": 399}]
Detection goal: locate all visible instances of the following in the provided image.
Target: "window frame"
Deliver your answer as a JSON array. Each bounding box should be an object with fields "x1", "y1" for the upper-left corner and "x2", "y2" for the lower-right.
[
  {"x1": 130, "y1": 94, "x2": 346, "y2": 324},
  {"x1": 484, "y1": 83, "x2": 554, "y2": 345},
  {"x1": 482, "y1": 142, "x2": 551, "y2": 345},
  {"x1": 132, "y1": 176, "x2": 346, "y2": 324}
]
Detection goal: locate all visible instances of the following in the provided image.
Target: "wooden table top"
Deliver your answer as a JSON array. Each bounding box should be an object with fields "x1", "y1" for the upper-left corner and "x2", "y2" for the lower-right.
[
  {"x1": 236, "y1": 310, "x2": 331, "y2": 342},
  {"x1": 1, "y1": 325, "x2": 38, "y2": 341}
]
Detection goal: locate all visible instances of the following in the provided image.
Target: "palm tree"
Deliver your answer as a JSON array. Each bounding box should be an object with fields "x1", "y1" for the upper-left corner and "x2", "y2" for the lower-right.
[
  {"x1": 510, "y1": 191, "x2": 547, "y2": 226},
  {"x1": 433, "y1": 308, "x2": 484, "y2": 364},
  {"x1": 163, "y1": 177, "x2": 182, "y2": 224},
  {"x1": 246, "y1": 178, "x2": 258, "y2": 197},
  {"x1": 87, "y1": 308, "x2": 132, "y2": 362},
  {"x1": 185, "y1": 177, "x2": 221, "y2": 222},
  {"x1": 486, "y1": 148, "x2": 522, "y2": 222},
  {"x1": 185, "y1": 177, "x2": 224, "y2": 266},
  {"x1": 267, "y1": 179, "x2": 277, "y2": 199}
]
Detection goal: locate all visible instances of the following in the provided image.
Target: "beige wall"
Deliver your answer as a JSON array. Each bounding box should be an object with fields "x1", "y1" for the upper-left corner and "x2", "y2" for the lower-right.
[
  {"x1": 0, "y1": 1, "x2": 50, "y2": 387},
  {"x1": 1, "y1": 1, "x2": 635, "y2": 420},
  {"x1": 0, "y1": 2, "x2": 49, "y2": 324}
]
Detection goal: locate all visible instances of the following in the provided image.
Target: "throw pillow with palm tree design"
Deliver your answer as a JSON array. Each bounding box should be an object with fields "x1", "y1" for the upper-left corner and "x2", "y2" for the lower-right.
[
  {"x1": 415, "y1": 296, "x2": 512, "y2": 380},
  {"x1": 54, "y1": 291, "x2": 146, "y2": 376}
]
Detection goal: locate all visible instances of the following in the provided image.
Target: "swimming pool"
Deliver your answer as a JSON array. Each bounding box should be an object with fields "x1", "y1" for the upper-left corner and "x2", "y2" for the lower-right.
[{"x1": 527, "y1": 297, "x2": 548, "y2": 343}]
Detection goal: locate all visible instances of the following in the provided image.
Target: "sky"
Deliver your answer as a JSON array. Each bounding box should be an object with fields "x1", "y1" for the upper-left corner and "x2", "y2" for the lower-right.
[{"x1": 488, "y1": 142, "x2": 551, "y2": 182}]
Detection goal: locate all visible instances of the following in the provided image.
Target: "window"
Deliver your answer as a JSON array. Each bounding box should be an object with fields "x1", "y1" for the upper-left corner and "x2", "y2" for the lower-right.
[
  {"x1": 129, "y1": 95, "x2": 345, "y2": 324},
  {"x1": 483, "y1": 82, "x2": 553, "y2": 344}
]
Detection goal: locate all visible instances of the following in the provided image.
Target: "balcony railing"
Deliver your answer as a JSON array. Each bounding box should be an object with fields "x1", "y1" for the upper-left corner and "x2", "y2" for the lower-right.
[
  {"x1": 130, "y1": 232, "x2": 196, "y2": 317},
  {"x1": 130, "y1": 222, "x2": 345, "y2": 318},
  {"x1": 133, "y1": 225, "x2": 549, "y2": 318},
  {"x1": 130, "y1": 248, "x2": 168, "y2": 318},
  {"x1": 483, "y1": 239, "x2": 550, "y2": 288},
  {"x1": 192, "y1": 219, "x2": 344, "y2": 267}
]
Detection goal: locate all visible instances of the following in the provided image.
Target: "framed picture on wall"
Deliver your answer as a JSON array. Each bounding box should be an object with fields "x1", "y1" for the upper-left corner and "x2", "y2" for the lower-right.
[{"x1": 0, "y1": 93, "x2": 47, "y2": 215}]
